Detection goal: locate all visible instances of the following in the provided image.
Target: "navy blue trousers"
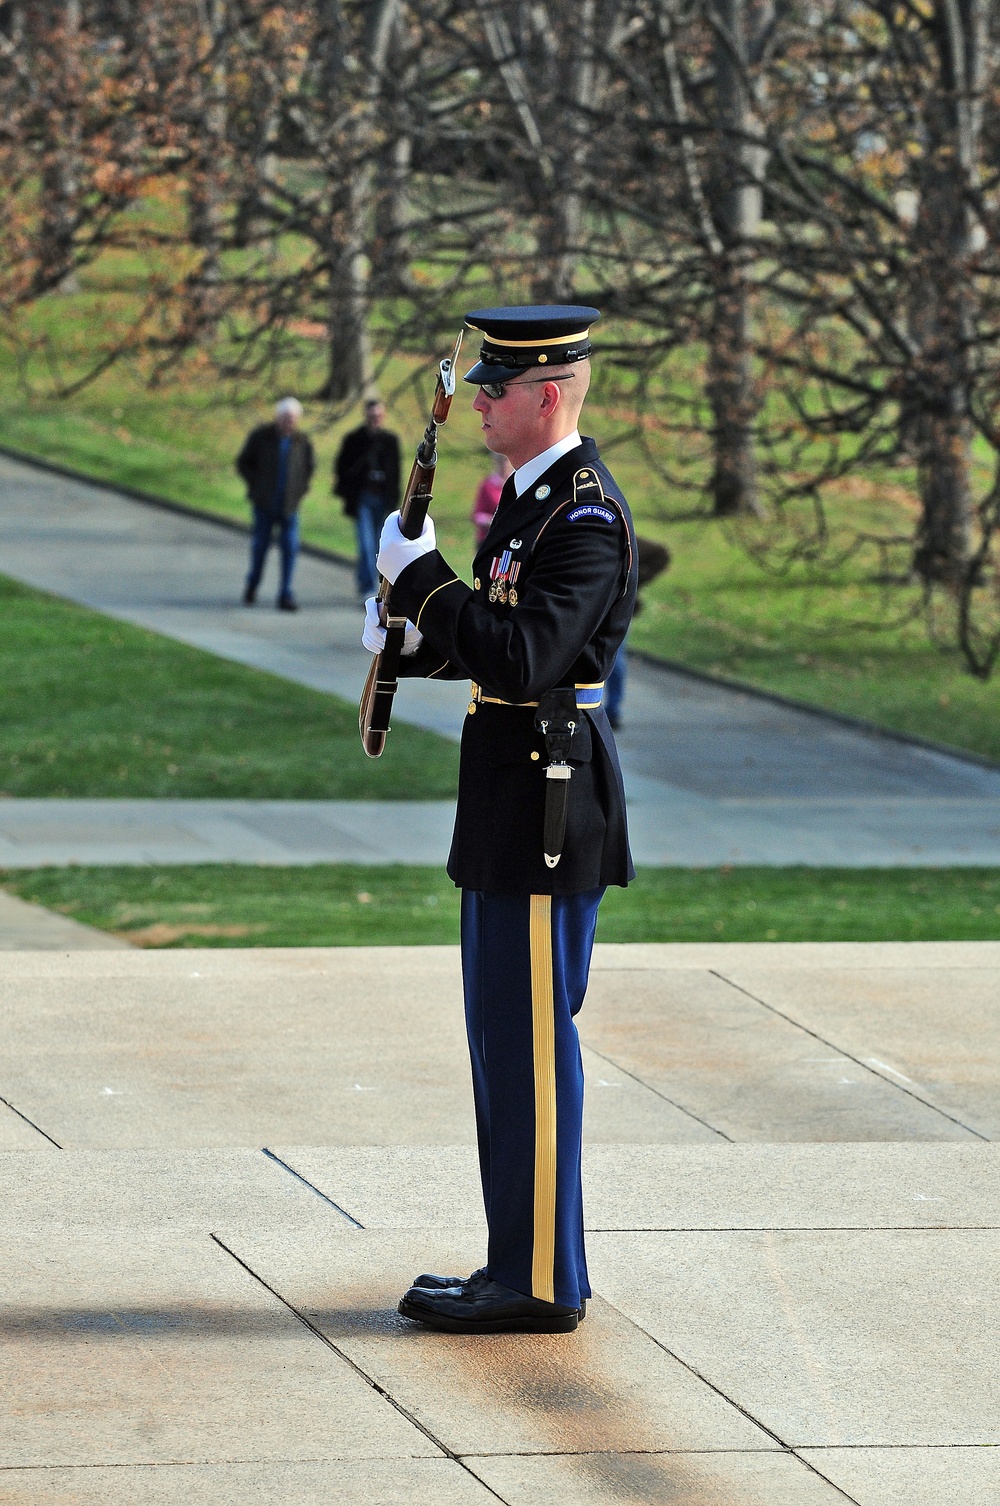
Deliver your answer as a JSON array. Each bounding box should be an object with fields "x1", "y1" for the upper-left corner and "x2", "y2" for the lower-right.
[
  {"x1": 460, "y1": 887, "x2": 604, "y2": 1310},
  {"x1": 247, "y1": 507, "x2": 299, "y2": 601}
]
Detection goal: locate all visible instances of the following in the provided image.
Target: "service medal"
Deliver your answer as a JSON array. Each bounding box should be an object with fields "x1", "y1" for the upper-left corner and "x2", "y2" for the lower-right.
[{"x1": 508, "y1": 588, "x2": 518, "y2": 606}]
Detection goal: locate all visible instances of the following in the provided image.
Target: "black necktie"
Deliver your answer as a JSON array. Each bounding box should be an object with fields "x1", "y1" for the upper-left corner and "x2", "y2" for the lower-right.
[{"x1": 497, "y1": 475, "x2": 517, "y2": 512}]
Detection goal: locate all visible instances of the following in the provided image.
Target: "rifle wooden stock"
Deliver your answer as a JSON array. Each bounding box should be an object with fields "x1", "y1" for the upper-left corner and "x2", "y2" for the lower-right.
[{"x1": 359, "y1": 330, "x2": 463, "y2": 756}]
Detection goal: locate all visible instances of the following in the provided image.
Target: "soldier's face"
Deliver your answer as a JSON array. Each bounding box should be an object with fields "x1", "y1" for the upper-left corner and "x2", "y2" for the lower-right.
[{"x1": 473, "y1": 377, "x2": 554, "y2": 458}]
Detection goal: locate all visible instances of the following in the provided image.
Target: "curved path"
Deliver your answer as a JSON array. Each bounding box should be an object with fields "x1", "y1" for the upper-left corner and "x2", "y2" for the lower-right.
[{"x1": 2, "y1": 450, "x2": 999, "y2": 866}]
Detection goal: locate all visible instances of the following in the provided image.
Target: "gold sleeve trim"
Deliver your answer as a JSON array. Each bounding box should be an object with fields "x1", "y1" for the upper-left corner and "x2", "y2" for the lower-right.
[{"x1": 414, "y1": 576, "x2": 460, "y2": 630}]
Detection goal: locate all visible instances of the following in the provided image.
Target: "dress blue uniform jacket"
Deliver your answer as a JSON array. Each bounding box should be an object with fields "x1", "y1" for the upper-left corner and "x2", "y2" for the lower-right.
[{"x1": 392, "y1": 437, "x2": 638, "y2": 895}]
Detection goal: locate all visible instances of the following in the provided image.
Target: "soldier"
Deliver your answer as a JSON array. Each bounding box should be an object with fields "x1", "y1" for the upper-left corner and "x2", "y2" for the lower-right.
[{"x1": 364, "y1": 305, "x2": 637, "y2": 1333}]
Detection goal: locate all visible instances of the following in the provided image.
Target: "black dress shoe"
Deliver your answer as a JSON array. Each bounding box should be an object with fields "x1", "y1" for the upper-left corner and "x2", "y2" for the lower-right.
[
  {"x1": 411, "y1": 1267, "x2": 586, "y2": 1320},
  {"x1": 412, "y1": 1266, "x2": 486, "y2": 1292},
  {"x1": 243, "y1": 585, "x2": 257, "y2": 605},
  {"x1": 277, "y1": 596, "x2": 298, "y2": 611},
  {"x1": 399, "y1": 1276, "x2": 579, "y2": 1334}
]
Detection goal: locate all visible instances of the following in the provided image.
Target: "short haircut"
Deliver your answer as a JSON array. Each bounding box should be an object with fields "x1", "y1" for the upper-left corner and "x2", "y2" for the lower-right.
[{"x1": 275, "y1": 396, "x2": 303, "y2": 420}]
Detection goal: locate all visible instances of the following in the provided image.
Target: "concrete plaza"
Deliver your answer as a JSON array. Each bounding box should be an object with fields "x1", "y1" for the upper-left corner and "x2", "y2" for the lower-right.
[{"x1": 1, "y1": 940, "x2": 997, "y2": 1504}]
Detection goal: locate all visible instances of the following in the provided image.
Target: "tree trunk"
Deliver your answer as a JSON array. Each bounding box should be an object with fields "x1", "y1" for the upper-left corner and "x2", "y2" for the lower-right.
[
  {"x1": 187, "y1": 0, "x2": 227, "y2": 332},
  {"x1": 706, "y1": 247, "x2": 758, "y2": 515},
  {"x1": 319, "y1": 0, "x2": 399, "y2": 404},
  {"x1": 706, "y1": 0, "x2": 770, "y2": 517},
  {"x1": 531, "y1": 0, "x2": 594, "y2": 302},
  {"x1": 910, "y1": 0, "x2": 985, "y2": 585},
  {"x1": 39, "y1": 0, "x2": 83, "y2": 293}
]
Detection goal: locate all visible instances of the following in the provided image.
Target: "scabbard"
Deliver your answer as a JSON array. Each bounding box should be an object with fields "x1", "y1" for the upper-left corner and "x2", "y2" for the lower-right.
[
  {"x1": 535, "y1": 686, "x2": 580, "y2": 870},
  {"x1": 543, "y1": 763, "x2": 572, "y2": 869}
]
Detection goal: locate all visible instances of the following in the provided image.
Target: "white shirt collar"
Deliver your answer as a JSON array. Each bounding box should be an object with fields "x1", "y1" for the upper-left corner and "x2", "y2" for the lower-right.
[{"x1": 512, "y1": 431, "x2": 582, "y2": 498}]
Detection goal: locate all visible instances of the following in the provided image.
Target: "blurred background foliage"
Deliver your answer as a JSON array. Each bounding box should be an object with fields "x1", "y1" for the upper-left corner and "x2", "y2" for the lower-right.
[{"x1": 2, "y1": 0, "x2": 999, "y2": 750}]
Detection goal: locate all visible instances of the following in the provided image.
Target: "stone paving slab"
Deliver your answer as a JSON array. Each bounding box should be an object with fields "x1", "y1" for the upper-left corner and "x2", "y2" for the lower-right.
[
  {"x1": 713, "y1": 962, "x2": 999, "y2": 1138},
  {"x1": 583, "y1": 966, "x2": 974, "y2": 1143},
  {"x1": 467, "y1": 1450, "x2": 850, "y2": 1506},
  {"x1": 799, "y1": 1447, "x2": 1000, "y2": 1506},
  {"x1": 0, "y1": 1149, "x2": 350, "y2": 1229},
  {"x1": 0, "y1": 890, "x2": 130, "y2": 950},
  {"x1": 1, "y1": 1228, "x2": 432, "y2": 1471},
  {"x1": 217, "y1": 1225, "x2": 776, "y2": 1456},
  {"x1": 1, "y1": 944, "x2": 993, "y2": 1151},
  {"x1": 0, "y1": 1100, "x2": 56, "y2": 1149},
  {"x1": 593, "y1": 1227, "x2": 1000, "y2": 1446},
  {"x1": 0, "y1": 951, "x2": 711, "y2": 1149},
  {"x1": 270, "y1": 1143, "x2": 1000, "y2": 1232},
  {"x1": 0, "y1": 1460, "x2": 499, "y2": 1506},
  {"x1": 0, "y1": 798, "x2": 456, "y2": 867}
]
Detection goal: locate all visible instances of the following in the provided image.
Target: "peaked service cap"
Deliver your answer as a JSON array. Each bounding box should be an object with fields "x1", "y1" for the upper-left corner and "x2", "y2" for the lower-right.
[{"x1": 463, "y1": 304, "x2": 600, "y2": 385}]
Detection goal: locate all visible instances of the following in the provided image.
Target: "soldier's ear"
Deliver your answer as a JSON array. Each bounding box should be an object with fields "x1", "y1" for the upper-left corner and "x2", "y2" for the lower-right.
[{"x1": 538, "y1": 380, "x2": 563, "y2": 416}]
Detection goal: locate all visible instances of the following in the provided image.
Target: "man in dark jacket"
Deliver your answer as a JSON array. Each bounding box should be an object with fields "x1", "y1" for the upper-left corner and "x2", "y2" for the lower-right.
[
  {"x1": 236, "y1": 397, "x2": 315, "y2": 611},
  {"x1": 363, "y1": 306, "x2": 637, "y2": 1335},
  {"x1": 334, "y1": 398, "x2": 401, "y2": 598}
]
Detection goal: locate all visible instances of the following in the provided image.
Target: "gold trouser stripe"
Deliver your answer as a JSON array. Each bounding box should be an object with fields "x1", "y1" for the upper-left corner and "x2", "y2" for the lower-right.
[{"x1": 529, "y1": 893, "x2": 557, "y2": 1304}]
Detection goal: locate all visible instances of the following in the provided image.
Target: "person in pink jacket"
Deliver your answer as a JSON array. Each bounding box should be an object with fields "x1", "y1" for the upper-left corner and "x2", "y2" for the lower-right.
[{"x1": 471, "y1": 453, "x2": 514, "y2": 545}]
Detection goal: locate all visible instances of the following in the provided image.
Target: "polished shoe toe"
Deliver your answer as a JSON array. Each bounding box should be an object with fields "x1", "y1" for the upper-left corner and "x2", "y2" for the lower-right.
[
  {"x1": 399, "y1": 1277, "x2": 580, "y2": 1334},
  {"x1": 412, "y1": 1266, "x2": 486, "y2": 1292}
]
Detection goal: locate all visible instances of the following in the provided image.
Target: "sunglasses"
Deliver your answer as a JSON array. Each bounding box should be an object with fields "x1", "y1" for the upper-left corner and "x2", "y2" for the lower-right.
[{"x1": 479, "y1": 374, "x2": 575, "y2": 400}]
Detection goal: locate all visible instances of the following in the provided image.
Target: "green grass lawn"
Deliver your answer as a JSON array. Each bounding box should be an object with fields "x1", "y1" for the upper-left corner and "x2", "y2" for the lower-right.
[
  {"x1": 0, "y1": 574, "x2": 457, "y2": 798},
  {"x1": 5, "y1": 863, "x2": 1000, "y2": 947},
  {"x1": 4, "y1": 329, "x2": 1000, "y2": 763}
]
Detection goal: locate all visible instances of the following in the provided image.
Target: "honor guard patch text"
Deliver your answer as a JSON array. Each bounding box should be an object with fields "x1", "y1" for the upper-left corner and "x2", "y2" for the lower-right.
[{"x1": 567, "y1": 503, "x2": 616, "y2": 524}]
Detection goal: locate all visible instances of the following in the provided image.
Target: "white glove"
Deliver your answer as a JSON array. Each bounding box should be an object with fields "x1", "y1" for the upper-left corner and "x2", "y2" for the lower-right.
[
  {"x1": 376, "y1": 511, "x2": 436, "y2": 584},
  {"x1": 362, "y1": 597, "x2": 423, "y2": 656}
]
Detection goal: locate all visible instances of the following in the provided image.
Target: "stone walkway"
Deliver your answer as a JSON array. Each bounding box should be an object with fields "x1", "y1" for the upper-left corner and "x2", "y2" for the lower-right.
[
  {"x1": 2, "y1": 450, "x2": 1000, "y2": 867},
  {"x1": 1, "y1": 940, "x2": 996, "y2": 1503}
]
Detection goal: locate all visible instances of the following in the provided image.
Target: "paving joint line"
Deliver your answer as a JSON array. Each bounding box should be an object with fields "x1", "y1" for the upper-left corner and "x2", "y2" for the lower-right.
[
  {"x1": 261, "y1": 1148, "x2": 364, "y2": 1228},
  {"x1": 0, "y1": 1094, "x2": 62, "y2": 1148},
  {"x1": 709, "y1": 969, "x2": 990, "y2": 1141},
  {"x1": 581, "y1": 1042, "x2": 732, "y2": 1141},
  {"x1": 209, "y1": 1233, "x2": 514, "y2": 1506},
  {"x1": 459, "y1": 1447, "x2": 789, "y2": 1457},
  {"x1": 598, "y1": 1295, "x2": 863, "y2": 1504},
  {"x1": 588, "y1": 1225, "x2": 1000, "y2": 1233}
]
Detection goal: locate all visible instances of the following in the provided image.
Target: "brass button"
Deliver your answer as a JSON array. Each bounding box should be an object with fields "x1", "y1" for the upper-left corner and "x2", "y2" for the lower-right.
[
  {"x1": 468, "y1": 702, "x2": 476, "y2": 715},
  {"x1": 579, "y1": 470, "x2": 590, "y2": 479},
  {"x1": 530, "y1": 750, "x2": 540, "y2": 761},
  {"x1": 474, "y1": 577, "x2": 481, "y2": 590}
]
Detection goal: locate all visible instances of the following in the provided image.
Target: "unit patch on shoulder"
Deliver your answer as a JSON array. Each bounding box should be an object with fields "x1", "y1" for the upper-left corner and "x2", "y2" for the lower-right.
[{"x1": 567, "y1": 503, "x2": 616, "y2": 524}]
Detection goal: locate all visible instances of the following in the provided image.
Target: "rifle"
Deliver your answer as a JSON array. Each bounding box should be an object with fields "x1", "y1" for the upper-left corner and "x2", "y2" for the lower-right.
[{"x1": 359, "y1": 328, "x2": 464, "y2": 757}]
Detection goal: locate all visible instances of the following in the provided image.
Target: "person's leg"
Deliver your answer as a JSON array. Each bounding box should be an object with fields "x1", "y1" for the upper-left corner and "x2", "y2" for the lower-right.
[
  {"x1": 466, "y1": 887, "x2": 604, "y2": 1310},
  {"x1": 355, "y1": 490, "x2": 380, "y2": 597},
  {"x1": 278, "y1": 512, "x2": 300, "y2": 605},
  {"x1": 605, "y1": 641, "x2": 627, "y2": 729},
  {"x1": 460, "y1": 890, "x2": 492, "y2": 1227},
  {"x1": 246, "y1": 507, "x2": 274, "y2": 598}
]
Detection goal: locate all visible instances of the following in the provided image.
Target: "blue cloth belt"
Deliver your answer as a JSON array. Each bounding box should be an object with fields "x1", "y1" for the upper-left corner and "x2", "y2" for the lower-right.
[{"x1": 469, "y1": 683, "x2": 604, "y2": 710}]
